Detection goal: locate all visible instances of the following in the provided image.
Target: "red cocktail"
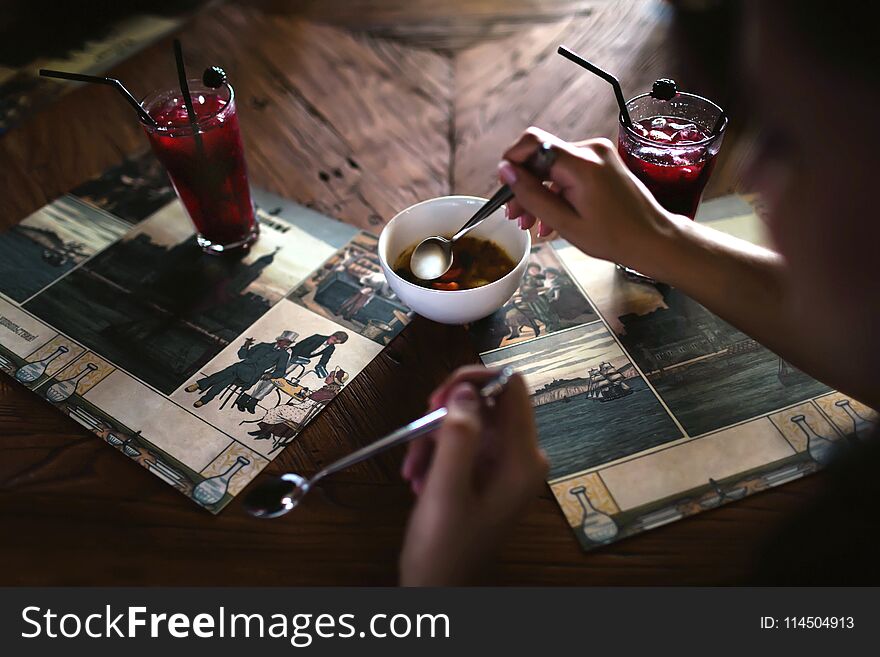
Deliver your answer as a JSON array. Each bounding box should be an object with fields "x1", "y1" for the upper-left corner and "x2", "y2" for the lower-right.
[
  {"x1": 617, "y1": 88, "x2": 726, "y2": 220},
  {"x1": 141, "y1": 80, "x2": 257, "y2": 253}
]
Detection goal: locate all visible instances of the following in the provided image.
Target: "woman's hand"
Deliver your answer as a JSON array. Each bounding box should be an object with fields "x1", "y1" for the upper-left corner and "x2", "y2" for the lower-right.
[
  {"x1": 500, "y1": 127, "x2": 679, "y2": 275},
  {"x1": 399, "y1": 366, "x2": 548, "y2": 586}
]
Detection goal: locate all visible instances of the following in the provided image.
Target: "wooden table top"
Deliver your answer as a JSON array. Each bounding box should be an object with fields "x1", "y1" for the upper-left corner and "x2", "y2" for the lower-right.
[{"x1": 0, "y1": 0, "x2": 824, "y2": 585}]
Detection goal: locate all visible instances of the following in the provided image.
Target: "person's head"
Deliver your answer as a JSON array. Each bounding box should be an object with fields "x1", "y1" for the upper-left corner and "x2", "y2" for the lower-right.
[
  {"x1": 544, "y1": 267, "x2": 560, "y2": 280},
  {"x1": 699, "y1": 1, "x2": 880, "y2": 391},
  {"x1": 527, "y1": 263, "x2": 541, "y2": 275},
  {"x1": 275, "y1": 331, "x2": 296, "y2": 348},
  {"x1": 328, "y1": 331, "x2": 349, "y2": 345}
]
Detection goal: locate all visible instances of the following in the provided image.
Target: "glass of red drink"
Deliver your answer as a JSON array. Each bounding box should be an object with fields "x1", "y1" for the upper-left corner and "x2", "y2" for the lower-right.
[
  {"x1": 617, "y1": 86, "x2": 726, "y2": 280},
  {"x1": 618, "y1": 88, "x2": 726, "y2": 219},
  {"x1": 140, "y1": 80, "x2": 258, "y2": 254}
]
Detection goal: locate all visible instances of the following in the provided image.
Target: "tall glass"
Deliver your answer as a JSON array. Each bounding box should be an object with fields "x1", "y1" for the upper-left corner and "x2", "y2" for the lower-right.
[
  {"x1": 617, "y1": 90, "x2": 726, "y2": 279},
  {"x1": 141, "y1": 81, "x2": 258, "y2": 254},
  {"x1": 618, "y1": 91, "x2": 726, "y2": 218}
]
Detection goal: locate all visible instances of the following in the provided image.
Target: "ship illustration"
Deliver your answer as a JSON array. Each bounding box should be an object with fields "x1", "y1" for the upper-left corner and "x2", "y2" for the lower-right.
[
  {"x1": 587, "y1": 362, "x2": 633, "y2": 402},
  {"x1": 531, "y1": 362, "x2": 635, "y2": 406}
]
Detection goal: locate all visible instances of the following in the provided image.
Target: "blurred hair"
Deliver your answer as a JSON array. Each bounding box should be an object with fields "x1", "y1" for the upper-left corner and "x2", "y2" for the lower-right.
[{"x1": 671, "y1": 0, "x2": 872, "y2": 92}]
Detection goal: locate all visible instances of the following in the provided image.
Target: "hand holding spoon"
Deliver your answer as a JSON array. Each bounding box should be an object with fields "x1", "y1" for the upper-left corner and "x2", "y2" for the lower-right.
[
  {"x1": 409, "y1": 143, "x2": 557, "y2": 281},
  {"x1": 243, "y1": 367, "x2": 515, "y2": 519}
]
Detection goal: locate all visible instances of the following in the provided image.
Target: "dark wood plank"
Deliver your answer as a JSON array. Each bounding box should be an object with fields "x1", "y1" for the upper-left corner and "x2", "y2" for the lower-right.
[
  {"x1": 0, "y1": 0, "x2": 825, "y2": 585},
  {"x1": 250, "y1": 0, "x2": 594, "y2": 50},
  {"x1": 454, "y1": 1, "x2": 677, "y2": 196},
  {"x1": 0, "y1": 2, "x2": 452, "y2": 232}
]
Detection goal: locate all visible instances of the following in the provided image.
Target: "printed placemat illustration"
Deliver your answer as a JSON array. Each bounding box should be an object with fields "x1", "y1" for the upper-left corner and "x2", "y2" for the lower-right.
[
  {"x1": 472, "y1": 195, "x2": 878, "y2": 551},
  {"x1": 0, "y1": 151, "x2": 412, "y2": 512}
]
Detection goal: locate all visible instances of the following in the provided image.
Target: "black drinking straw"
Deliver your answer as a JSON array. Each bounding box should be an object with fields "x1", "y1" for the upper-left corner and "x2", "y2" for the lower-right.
[
  {"x1": 39, "y1": 69, "x2": 157, "y2": 126},
  {"x1": 172, "y1": 39, "x2": 205, "y2": 156},
  {"x1": 557, "y1": 45, "x2": 633, "y2": 128}
]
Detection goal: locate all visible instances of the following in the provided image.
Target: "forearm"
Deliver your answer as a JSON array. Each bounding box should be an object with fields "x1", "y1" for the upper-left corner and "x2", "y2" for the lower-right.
[{"x1": 636, "y1": 215, "x2": 817, "y2": 375}]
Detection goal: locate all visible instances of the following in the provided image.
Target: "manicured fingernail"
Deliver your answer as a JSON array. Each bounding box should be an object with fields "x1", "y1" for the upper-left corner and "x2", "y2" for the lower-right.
[
  {"x1": 498, "y1": 161, "x2": 517, "y2": 185},
  {"x1": 518, "y1": 216, "x2": 526, "y2": 229}
]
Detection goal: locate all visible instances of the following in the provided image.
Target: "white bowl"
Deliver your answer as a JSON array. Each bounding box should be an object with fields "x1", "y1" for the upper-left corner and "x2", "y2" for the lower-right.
[{"x1": 379, "y1": 195, "x2": 531, "y2": 325}]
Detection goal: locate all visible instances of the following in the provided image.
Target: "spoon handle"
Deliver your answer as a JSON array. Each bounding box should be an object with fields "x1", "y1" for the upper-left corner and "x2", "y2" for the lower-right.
[
  {"x1": 312, "y1": 407, "x2": 449, "y2": 485},
  {"x1": 450, "y1": 142, "x2": 557, "y2": 243},
  {"x1": 309, "y1": 366, "x2": 515, "y2": 485},
  {"x1": 451, "y1": 186, "x2": 514, "y2": 242}
]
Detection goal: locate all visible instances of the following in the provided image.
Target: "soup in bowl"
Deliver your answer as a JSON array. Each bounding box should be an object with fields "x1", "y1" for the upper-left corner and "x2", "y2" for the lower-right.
[{"x1": 378, "y1": 195, "x2": 531, "y2": 324}]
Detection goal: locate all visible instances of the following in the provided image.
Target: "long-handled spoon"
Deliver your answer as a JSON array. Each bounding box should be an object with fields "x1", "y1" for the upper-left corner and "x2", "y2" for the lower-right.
[
  {"x1": 243, "y1": 366, "x2": 515, "y2": 518},
  {"x1": 409, "y1": 143, "x2": 557, "y2": 281}
]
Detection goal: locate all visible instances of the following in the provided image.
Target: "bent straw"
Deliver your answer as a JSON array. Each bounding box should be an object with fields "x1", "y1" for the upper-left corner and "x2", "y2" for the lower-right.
[
  {"x1": 39, "y1": 69, "x2": 157, "y2": 126},
  {"x1": 557, "y1": 46, "x2": 633, "y2": 127},
  {"x1": 172, "y1": 39, "x2": 205, "y2": 157}
]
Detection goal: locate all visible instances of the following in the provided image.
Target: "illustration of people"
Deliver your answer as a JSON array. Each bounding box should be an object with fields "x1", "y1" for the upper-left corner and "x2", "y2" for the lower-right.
[
  {"x1": 542, "y1": 266, "x2": 588, "y2": 320},
  {"x1": 290, "y1": 331, "x2": 348, "y2": 378},
  {"x1": 245, "y1": 368, "x2": 349, "y2": 442},
  {"x1": 500, "y1": 262, "x2": 555, "y2": 339},
  {"x1": 183, "y1": 331, "x2": 294, "y2": 408},
  {"x1": 338, "y1": 249, "x2": 377, "y2": 281},
  {"x1": 543, "y1": 267, "x2": 563, "y2": 302},
  {"x1": 235, "y1": 331, "x2": 349, "y2": 413},
  {"x1": 339, "y1": 271, "x2": 393, "y2": 321}
]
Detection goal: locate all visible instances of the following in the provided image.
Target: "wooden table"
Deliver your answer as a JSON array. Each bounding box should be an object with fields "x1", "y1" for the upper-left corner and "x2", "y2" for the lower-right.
[{"x1": 0, "y1": 0, "x2": 825, "y2": 585}]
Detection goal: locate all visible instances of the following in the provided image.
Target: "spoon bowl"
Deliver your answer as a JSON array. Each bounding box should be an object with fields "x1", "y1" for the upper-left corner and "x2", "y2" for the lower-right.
[
  {"x1": 407, "y1": 142, "x2": 554, "y2": 282},
  {"x1": 244, "y1": 473, "x2": 309, "y2": 518},
  {"x1": 410, "y1": 235, "x2": 454, "y2": 280}
]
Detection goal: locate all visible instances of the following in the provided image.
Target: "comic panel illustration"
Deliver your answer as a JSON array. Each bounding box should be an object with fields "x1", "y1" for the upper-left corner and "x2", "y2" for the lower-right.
[
  {"x1": 469, "y1": 243, "x2": 599, "y2": 353},
  {"x1": 70, "y1": 150, "x2": 175, "y2": 224},
  {"x1": 24, "y1": 199, "x2": 350, "y2": 393},
  {"x1": 553, "y1": 416, "x2": 815, "y2": 550},
  {"x1": 197, "y1": 442, "x2": 269, "y2": 504},
  {"x1": 251, "y1": 188, "x2": 359, "y2": 249},
  {"x1": 813, "y1": 392, "x2": 877, "y2": 442},
  {"x1": 0, "y1": 195, "x2": 130, "y2": 303},
  {"x1": 768, "y1": 400, "x2": 847, "y2": 464},
  {"x1": 170, "y1": 299, "x2": 383, "y2": 459},
  {"x1": 287, "y1": 232, "x2": 412, "y2": 345},
  {"x1": 554, "y1": 241, "x2": 831, "y2": 436},
  {"x1": 84, "y1": 368, "x2": 235, "y2": 485},
  {"x1": 0, "y1": 297, "x2": 55, "y2": 368},
  {"x1": 32, "y1": 351, "x2": 115, "y2": 406},
  {"x1": 10, "y1": 335, "x2": 86, "y2": 389},
  {"x1": 481, "y1": 322, "x2": 682, "y2": 479},
  {"x1": 599, "y1": 418, "x2": 799, "y2": 512},
  {"x1": 550, "y1": 472, "x2": 623, "y2": 548},
  {"x1": 70, "y1": 366, "x2": 259, "y2": 512}
]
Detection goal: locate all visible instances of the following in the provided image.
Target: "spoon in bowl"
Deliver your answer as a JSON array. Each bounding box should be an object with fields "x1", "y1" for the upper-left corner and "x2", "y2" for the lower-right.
[
  {"x1": 409, "y1": 143, "x2": 557, "y2": 281},
  {"x1": 243, "y1": 366, "x2": 515, "y2": 519}
]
